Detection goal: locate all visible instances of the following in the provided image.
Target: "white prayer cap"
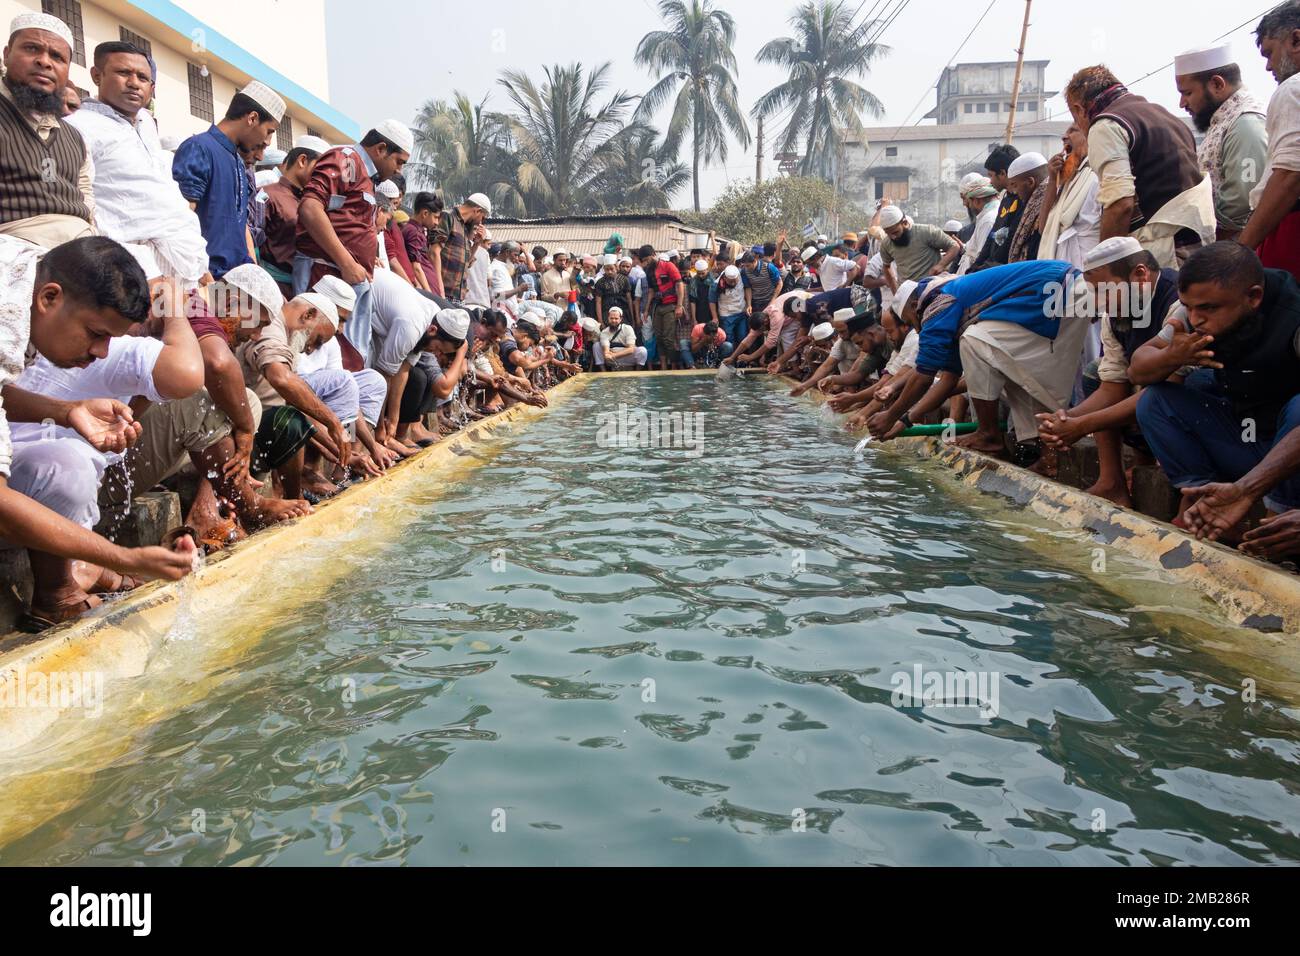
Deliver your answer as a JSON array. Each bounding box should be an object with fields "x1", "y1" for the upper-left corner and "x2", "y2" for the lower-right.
[
  {"x1": 666, "y1": 250, "x2": 680, "y2": 260},
  {"x1": 159, "y1": 134, "x2": 182, "y2": 152},
  {"x1": 607, "y1": 306, "x2": 623, "y2": 318},
  {"x1": 239, "y1": 81, "x2": 286, "y2": 123},
  {"x1": 374, "y1": 119, "x2": 414, "y2": 154},
  {"x1": 377, "y1": 179, "x2": 400, "y2": 200},
  {"x1": 259, "y1": 147, "x2": 287, "y2": 167},
  {"x1": 832, "y1": 307, "x2": 856, "y2": 323},
  {"x1": 294, "y1": 134, "x2": 331, "y2": 155},
  {"x1": 1007, "y1": 152, "x2": 1048, "y2": 178},
  {"x1": 816, "y1": 234, "x2": 828, "y2": 243},
  {"x1": 810, "y1": 322, "x2": 834, "y2": 341},
  {"x1": 223, "y1": 264, "x2": 284, "y2": 321},
  {"x1": 296, "y1": 292, "x2": 340, "y2": 331},
  {"x1": 800, "y1": 245, "x2": 820, "y2": 262},
  {"x1": 878, "y1": 205, "x2": 905, "y2": 228},
  {"x1": 723, "y1": 265, "x2": 740, "y2": 280},
  {"x1": 436, "y1": 307, "x2": 471, "y2": 340},
  {"x1": 619, "y1": 255, "x2": 633, "y2": 265},
  {"x1": 312, "y1": 275, "x2": 356, "y2": 315},
  {"x1": 8, "y1": 12, "x2": 73, "y2": 50},
  {"x1": 603, "y1": 254, "x2": 619, "y2": 266},
  {"x1": 694, "y1": 258, "x2": 709, "y2": 272},
  {"x1": 553, "y1": 248, "x2": 569, "y2": 258},
  {"x1": 1174, "y1": 42, "x2": 1237, "y2": 77},
  {"x1": 1083, "y1": 236, "x2": 1144, "y2": 271},
  {"x1": 466, "y1": 192, "x2": 493, "y2": 215},
  {"x1": 891, "y1": 279, "x2": 919, "y2": 318},
  {"x1": 579, "y1": 316, "x2": 601, "y2": 333},
  {"x1": 543, "y1": 256, "x2": 554, "y2": 266},
  {"x1": 943, "y1": 219, "x2": 964, "y2": 233}
]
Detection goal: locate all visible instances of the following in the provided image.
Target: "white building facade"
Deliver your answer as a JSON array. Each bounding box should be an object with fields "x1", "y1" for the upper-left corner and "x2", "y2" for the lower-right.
[{"x1": 1, "y1": 0, "x2": 358, "y2": 145}]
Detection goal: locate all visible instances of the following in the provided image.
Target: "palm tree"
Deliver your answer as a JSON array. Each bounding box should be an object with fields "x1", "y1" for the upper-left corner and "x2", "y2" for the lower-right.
[
  {"x1": 752, "y1": 0, "x2": 888, "y2": 182},
  {"x1": 588, "y1": 124, "x2": 691, "y2": 211},
  {"x1": 408, "y1": 92, "x2": 526, "y2": 215},
  {"x1": 497, "y1": 62, "x2": 636, "y2": 216},
  {"x1": 634, "y1": 0, "x2": 750, "y2": 213}
]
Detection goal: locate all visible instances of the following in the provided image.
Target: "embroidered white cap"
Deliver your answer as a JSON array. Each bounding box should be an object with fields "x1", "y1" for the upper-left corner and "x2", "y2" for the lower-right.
[
  {"x1": 1174, "y1": 42, "x2": 1237, "y2": 77},
  {"x1": 1007, "y1": 152, "x2": 1048, "y2": 178},
  {"x1": 878, "y1": 205, "x2": 905, "y2": 228},
  {"x1": 377, "y1": 179, "x2": 401, "y2": 200},
  {"x1": 943, "y1": 219, "x2": 964, "y2": 233},
  {"x1": 1083, "y1": 236, "x2": 1144, "y2": 271},
  {"x1": 833, "y1": 307, "x2": 856, "y2": 323},
  {"x1": 312, "y1": 275, "x2": 356, "y2": 315},
  {"x1": 810, "y1": 322, "x2": 835, "y2": 341},
  {"x1": 223, "y1": 264, "x2": 285, "y2": 323},
  {"x1": 800, "y1": 245, "x2": 820, "y2": 262},
  {"x1": 372, "y1": 119, "x2": 413, "y2": 154},
  {"x1": 8, "y1": 12, "x2": 73, "y2": 50},
  {"x1": 891, "y1": 279, "x2": 919, "y2": 319},
  {"x1": 239, "y1": 81, "x2": 286, "y2": 123},
  {"x1": 294, "y1": 134, "x2": 332, "y2": 155},
  {"x1": 436, "y1": 307, "x2": 471, "y2": 340},
  {"x1": 296, "y1": 292, "x2": 340, "y2": 331}
]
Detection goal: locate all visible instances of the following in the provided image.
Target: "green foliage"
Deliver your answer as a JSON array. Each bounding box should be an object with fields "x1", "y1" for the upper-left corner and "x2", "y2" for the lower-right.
[{"x1": 700, "y1": 176, "x2": 864, "y2": 245}]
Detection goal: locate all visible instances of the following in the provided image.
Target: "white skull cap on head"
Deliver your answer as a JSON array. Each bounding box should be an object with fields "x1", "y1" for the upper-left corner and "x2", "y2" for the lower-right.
[
  {"x1": 9, "y1": 12, "x2": 73, "y2": 50},
  {"x1": 1083, "y1": 236, "x2": 1144, "y2": 271},
  {"x1": 723, "y1": 265, "x2": 740, "y2": 279},
  {"x1": 436, "y1": 308, "x2": 471, "y2": 340},
  {"x1": 239, "y1": 81, "x2": 286, "y2": 123},
  {"x1": 694, "y1": 259, "x2": 709, "y2": 272},
  {"x1": 377, "y1": 179, "x2": 400, "y2": 199},
  {"x1": 879, "y1": 205, "x2": 905, "y2": 228},
  {"x1": 223, "y1": 264, "x2": 284, "y2": 322},
  {"x1": 943, "y1": 220, "x2": 964, "y2": 233},
  {"x1": 1007, "y1": 152, "x2": 1048, "y2": 178},
  {"x1": 295, "y1": 292, "x2": 340, "y2": 331},
  {"x1": 466, "y1": 192, "x2": 493, "y2": 216},
  {"x1": 374, "y1": 119, "x2": 414, "y2": 154},
  {"x1": 833, "y1": 307, "x2": 856, "y2": 323},
  {"x1": 294, "y1": 134, "x2": 331, "y2": 155},
  {"x1": 810, "y1": 322, "x2": 834, "y2": 341},
  {"x1": 891, "y1": 279, "x2": 919, "y2": 319},
  {"x1": 1174, "y1": 42, "x2": 1236, "y2": 76},
  {"x1": 800, "y1": 245, "x2": 819, "y2": 261},
  {"x1": 312, "y1": 275, "x2": 356, "y2": 314}
]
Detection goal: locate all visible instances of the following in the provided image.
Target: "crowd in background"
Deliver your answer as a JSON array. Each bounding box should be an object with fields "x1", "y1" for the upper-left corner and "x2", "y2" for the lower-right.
[{"x1": 2, "y1": 3, "x2": 1300, "y2": 633}]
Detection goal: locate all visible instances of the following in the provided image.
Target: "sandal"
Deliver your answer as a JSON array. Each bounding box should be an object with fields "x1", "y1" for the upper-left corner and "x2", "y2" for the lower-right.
[
  {"x1": 15, "y1": 596, "x2": 102, "y2": 634},
  {"x1": 89, "y1": 567, "x2": 143, "y2": 595}
]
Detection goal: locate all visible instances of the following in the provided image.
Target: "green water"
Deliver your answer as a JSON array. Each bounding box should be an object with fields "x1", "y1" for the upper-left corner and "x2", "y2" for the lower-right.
[{"x1": 3, "y1": 375, "x2": 1299, "y2": 866}]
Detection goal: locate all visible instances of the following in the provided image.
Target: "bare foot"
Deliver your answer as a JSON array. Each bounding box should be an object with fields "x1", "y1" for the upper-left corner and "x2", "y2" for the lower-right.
[
  {"x1": 243, "y1": 496, "x2": 313, "y2": 530},
  {"x1": 302, "y1": 469, "x2": 339, "y2": 498},
  {"x1": 1086, "y1": 480, "x2": 1134, "y2": 509},
  {"x1": 955, "y1": 431, "x2": 1006, "y2": 455}
]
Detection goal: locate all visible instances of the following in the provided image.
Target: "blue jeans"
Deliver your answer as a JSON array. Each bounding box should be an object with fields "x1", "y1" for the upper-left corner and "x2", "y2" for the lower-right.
[
  {"x1": 721, "y1": 313, "x2": 748, "y2": 347},
  {"x1": 677, "y1": 337, "x2": 696, "y2": 369},
  {"x1": 1136, "y1": 369, "x2": 1300, "y2": 511},
  {"x1": 293, "y1": 253, "x2": 374, "y2": 365}
]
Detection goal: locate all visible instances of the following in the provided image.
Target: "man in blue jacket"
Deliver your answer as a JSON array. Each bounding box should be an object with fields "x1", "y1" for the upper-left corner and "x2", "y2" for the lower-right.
[{"x1": 869, "y1": 259, "x2": 1091, "y2": 461}]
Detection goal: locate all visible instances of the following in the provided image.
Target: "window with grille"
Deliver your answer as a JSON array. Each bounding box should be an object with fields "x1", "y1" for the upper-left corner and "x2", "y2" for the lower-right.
[
  {"x1": 885, "y1": 146, "x2": 897, "y2": 158},
  {"x1": 40, "y1": 0, "x2": 85, "y2": 66},
  {"x1": 119, "y1": 26, "x2": 152, "y2": 56},
  {"x1": 187, "y1": 62, "x2": 213, "y2": 122},
  {"x1": 963, "y1": 103, "x2": 972, "y2": 114},
  {"x1": 276, "y1": 114, "x2": 294, "y2": 151}
]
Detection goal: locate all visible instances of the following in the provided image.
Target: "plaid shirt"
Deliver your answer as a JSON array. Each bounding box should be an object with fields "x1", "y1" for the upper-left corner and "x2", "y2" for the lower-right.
[{"x1": 433, "y1": 206, "x2": 471, "y2": 301}]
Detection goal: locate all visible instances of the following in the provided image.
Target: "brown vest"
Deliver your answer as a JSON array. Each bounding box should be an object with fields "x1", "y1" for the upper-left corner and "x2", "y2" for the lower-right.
[
  {"x1": 1096, "y1": 92, "x2": 1201, "y2": 229},
  {"x1": 0, "y1": 92, "x2": 91, "y2": 226}
]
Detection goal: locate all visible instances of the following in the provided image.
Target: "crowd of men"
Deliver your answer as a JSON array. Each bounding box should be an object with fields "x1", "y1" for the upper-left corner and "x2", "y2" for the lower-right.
[{"x1": 2, "y1": 4, "x2": 1300, "y2": 633}]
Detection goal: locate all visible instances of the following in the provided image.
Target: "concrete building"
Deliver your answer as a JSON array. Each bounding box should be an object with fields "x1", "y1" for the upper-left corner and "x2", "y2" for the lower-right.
[
  {"x1": 1, "y1": 0, "x2": 358, "y2": 146},
  {"x1": 840, "y1": 60, "x2": 1069, "y2": 228}
]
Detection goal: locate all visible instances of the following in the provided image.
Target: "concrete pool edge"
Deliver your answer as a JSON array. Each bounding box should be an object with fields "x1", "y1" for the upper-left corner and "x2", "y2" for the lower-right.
[
  {"x1": 0, "y1": 374, "x2": 594, "y2": 703},
  {"x1": 779, "y1": 374, "x2": 1300, "y2": 635}
]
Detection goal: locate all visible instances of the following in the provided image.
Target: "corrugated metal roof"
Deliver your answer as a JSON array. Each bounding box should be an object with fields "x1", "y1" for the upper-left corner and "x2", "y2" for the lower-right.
[{"x1": 484, "y1": 213, "x2": 707, "y2": 256}]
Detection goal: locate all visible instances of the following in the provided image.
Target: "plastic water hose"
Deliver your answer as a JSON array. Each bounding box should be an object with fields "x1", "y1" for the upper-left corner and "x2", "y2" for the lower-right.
[{"x1": 898, "y1": 422, "x2": 977, "y2": 437}]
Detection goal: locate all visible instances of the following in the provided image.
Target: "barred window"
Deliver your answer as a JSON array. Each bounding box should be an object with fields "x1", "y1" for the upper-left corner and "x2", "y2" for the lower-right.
[
  {"x1": 41, "y1": 0, "x2": 85, "y2": 66},
  {"x1": 276, "y1": 114, "x2": 294, "y2": 151},
  {"x1": 119, "y1": 25, "x2": 152, "y2": 57},
  {"x1": 187, "y1": 62, "x2": 213, "y2": 122}
]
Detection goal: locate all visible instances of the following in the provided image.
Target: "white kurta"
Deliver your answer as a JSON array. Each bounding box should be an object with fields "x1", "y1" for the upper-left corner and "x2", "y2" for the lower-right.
[
  {"x1": 65, "y1": 100, "x2": 209, "y2": 281},
  {"x1": 0, "y1": 236, "x2": 42, "y2": 476}
]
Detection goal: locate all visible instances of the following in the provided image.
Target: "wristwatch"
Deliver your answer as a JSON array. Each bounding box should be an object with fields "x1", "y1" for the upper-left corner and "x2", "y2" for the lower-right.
[{"x1": 898, "y1": 412, "x2": 913, "y2": 429}]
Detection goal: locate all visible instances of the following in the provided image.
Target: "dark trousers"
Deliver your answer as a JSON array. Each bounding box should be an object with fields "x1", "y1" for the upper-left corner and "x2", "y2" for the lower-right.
[{"x1": 400, "y1": 364, "x2": 438, "y2": 424}]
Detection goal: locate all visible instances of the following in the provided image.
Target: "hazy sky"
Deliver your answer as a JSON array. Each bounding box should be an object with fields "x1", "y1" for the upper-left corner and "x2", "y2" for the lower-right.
[{"x1": 325, "y1": 0, "x2": 1281, "y2": 210}]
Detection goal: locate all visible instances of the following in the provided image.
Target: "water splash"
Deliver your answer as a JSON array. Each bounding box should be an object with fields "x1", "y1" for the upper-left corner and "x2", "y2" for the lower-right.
[
  {"x1": 852, "y1": 434, "x2": 873, "y2": 458},
  {"x1": 164, "y1": 547, "x2": 206, "y2": 644}
]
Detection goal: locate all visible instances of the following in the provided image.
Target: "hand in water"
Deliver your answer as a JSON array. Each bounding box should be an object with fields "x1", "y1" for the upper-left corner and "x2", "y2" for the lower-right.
[
  {"x1": 126, "y1": 534, "x2": 198, "y2": 581},
  {"x1": 1180, "y1": 482, "x2": 1255, "y2": 542},
  {"x1": 69, "y1": 399, "x2": 143, "y2": 454}
]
